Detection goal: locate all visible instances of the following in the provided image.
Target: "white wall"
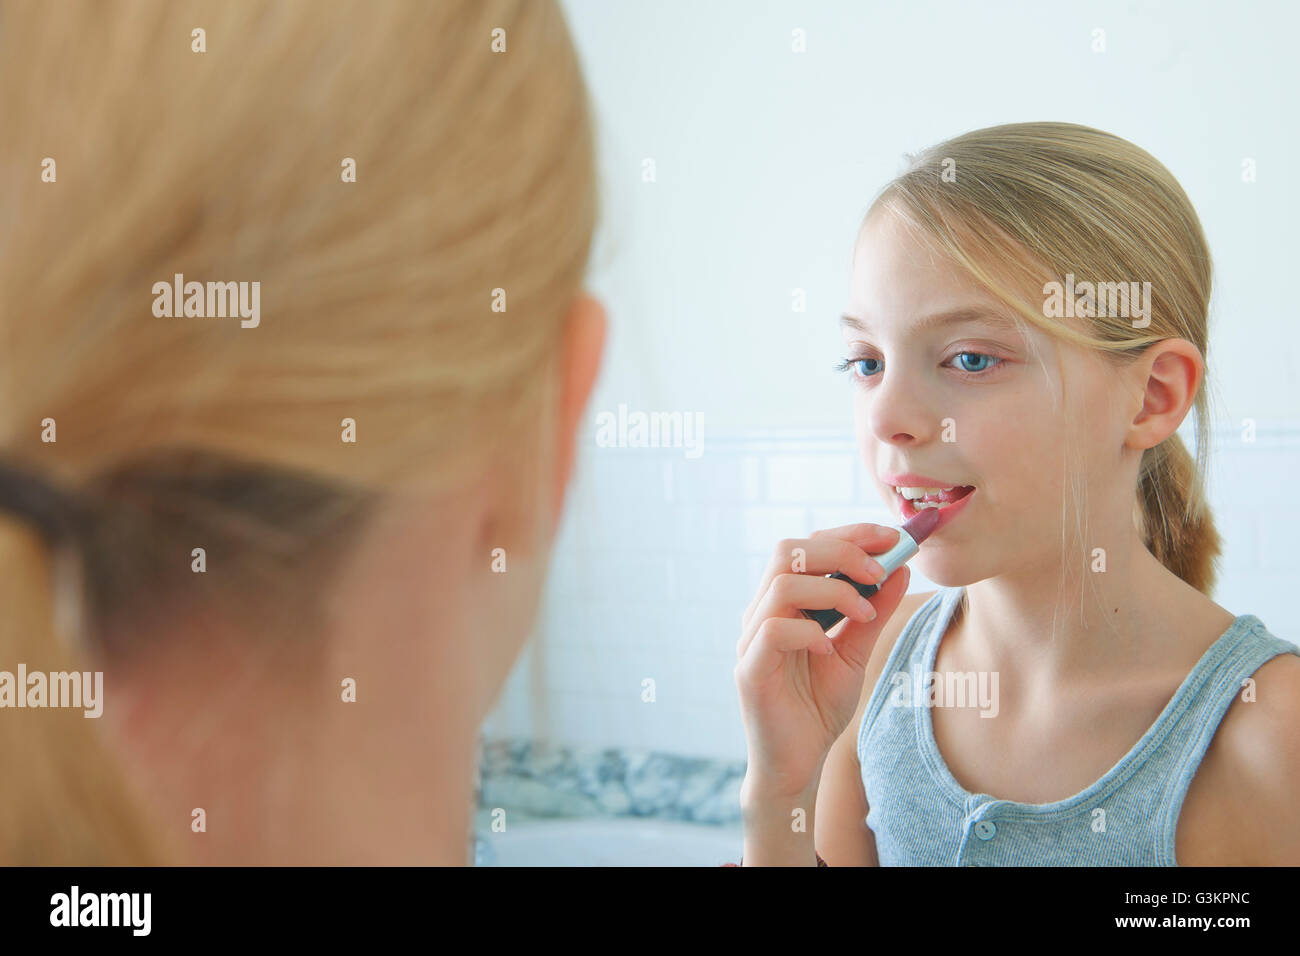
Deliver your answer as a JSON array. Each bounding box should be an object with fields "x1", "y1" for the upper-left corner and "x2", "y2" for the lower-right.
[{"x1": 482, "y1": 0, "x2": 1300, "y2": 759}]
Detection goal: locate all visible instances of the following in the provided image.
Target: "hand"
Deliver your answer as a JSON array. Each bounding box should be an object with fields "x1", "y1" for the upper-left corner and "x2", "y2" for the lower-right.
[{"x1": 735, "y1": 523, "x2": 912, "y2": 800}]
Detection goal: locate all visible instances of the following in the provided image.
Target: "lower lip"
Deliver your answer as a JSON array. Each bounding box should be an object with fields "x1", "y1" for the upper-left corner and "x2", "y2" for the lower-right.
[{"x1": 896, "y1": 487, "x2": 975, "y2": 536}]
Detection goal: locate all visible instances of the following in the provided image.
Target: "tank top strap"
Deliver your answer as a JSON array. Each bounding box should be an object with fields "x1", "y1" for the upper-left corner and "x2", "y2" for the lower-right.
[{"x1": 856, "y1": 586, "x2": 962, "y2": 765}]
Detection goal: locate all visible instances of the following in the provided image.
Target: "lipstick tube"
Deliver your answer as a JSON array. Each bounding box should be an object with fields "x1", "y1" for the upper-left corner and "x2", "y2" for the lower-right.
[{"x1": 797, "y1": 508, "x2": 938, "y2": 632}]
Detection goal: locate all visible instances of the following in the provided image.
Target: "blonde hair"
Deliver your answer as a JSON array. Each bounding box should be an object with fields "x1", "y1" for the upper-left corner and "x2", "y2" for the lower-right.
[
  {"x1": 0, "y1": 0, "x2": 596, "y2": 863},
  {"x1": 866, "y1": 121, "x2": 1221, "y2": 596}
]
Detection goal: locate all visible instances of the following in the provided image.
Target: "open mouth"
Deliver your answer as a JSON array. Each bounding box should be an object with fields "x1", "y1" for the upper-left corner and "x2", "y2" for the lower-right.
[{"x1": 894, "y1": 484, "x2": 975, "y2": 518}]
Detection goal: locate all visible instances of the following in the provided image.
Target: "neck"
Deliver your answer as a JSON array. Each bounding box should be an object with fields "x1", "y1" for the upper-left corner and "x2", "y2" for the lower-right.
[
  {"x1": 959, "y1": 536, "x2": 1197, "y2": 685},
  {"x1": 306, "y1": 682, "x2": 481, "y2": 865},
  {"x1": 106, "y1": 634, "x2": 484, "y2": 865}
]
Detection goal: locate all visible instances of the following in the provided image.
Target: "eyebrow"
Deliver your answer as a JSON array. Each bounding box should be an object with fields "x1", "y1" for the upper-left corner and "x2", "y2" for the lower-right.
[{"x1": 839, "y1": 307, "x2": 1020, "y2": 335}]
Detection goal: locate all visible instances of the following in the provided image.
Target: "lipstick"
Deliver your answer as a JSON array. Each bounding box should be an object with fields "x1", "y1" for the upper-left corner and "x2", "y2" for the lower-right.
[{"x1": 798, "y1": 507, "x2": 941, "y2": 632}]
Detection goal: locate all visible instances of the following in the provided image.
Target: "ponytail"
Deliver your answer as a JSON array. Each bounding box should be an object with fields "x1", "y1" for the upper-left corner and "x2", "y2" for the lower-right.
[{"x1": 1135, "y1": 433, "x2": 1221, "y2": 596}]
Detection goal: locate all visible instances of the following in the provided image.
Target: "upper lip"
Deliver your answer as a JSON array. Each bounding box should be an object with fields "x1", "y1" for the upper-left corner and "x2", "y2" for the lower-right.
[{"x1": 881, "y1": 472, "x2": 975, "y2": 489}]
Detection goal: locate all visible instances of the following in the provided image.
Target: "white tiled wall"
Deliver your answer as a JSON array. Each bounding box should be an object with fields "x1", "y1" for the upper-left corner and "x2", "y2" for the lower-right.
[{"x1": 482, "y1": 422, "x2": 1300, "y2": 760}]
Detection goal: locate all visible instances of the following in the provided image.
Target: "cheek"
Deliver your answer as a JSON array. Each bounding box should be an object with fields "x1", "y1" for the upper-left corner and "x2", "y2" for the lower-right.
[
  {"x1": 985, "y1": 372, "x2": 1066, "y2": 443},
  {"x1": 962, "y1": 393, "x2": 1069, "y2": 494}
]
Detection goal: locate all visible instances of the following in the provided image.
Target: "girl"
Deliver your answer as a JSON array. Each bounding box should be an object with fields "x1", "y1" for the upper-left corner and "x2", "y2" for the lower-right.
[
  {"x1": 735, "y1": 122, "x2": 1300, "y2": 866},
  {"x1": 0, "y1": 0, "x2": 605, "y2": 864}
]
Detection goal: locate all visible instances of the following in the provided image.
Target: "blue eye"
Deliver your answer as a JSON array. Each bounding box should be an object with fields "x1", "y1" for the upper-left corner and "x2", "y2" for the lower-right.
[
  {"x1": 952, "y1": 352, "x2": 1001, "y2": 373},
  {"x1": 834, "y1": 356, "x2": 883, "y2": 379}
]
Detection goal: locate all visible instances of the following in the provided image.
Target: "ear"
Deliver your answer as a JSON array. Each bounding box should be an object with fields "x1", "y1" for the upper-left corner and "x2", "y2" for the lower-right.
[
  {"x1": 1125, "y1": 338, "x2": 1203, "y2": 451},
  {"x1": 550, "y1": 293, "x2": 606, "y2": 534}
]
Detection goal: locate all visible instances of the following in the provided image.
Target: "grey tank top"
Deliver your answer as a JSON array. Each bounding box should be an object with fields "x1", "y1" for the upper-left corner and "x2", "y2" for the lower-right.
[{"x1": 857, "y1": 586, "x2": 1299, "y2": 866}]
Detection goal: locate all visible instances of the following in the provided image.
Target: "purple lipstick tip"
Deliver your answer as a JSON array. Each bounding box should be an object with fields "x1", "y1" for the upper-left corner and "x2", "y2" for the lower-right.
[{"x1": 901, "y1": 507, "x2": 942, "y2": 544}]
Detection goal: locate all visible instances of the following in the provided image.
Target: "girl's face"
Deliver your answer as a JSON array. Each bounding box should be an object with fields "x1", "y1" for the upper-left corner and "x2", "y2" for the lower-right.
[{"x1": 843, "y1": 208, "x2": 1131, "y2": 587}]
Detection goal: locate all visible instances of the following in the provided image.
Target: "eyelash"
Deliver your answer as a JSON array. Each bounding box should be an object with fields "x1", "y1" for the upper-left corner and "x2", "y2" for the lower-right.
[{"x1": 833, "y1": 351, "x2": 1006, "y2": 382}]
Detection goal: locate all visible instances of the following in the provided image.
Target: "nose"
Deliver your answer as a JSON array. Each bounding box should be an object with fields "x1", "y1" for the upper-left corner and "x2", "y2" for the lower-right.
[{"x1": 863, "y1": 365, "x2": 942, "y2": 448}]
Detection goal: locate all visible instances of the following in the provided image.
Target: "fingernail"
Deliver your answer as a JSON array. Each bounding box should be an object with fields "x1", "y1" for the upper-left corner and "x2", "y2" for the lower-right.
[
  {"x1": 859, "y1": 597, "x2": 876, "y2": 620},
  {"x1": 867, "y1": 558, "x2": 887, "y2": 582}
]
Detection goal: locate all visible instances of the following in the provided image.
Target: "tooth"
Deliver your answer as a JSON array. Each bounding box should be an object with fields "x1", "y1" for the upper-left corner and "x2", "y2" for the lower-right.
[
  {"x1": 914, "y1": 499, "x2": 958, "y2": 509},
  {"x1": 898, "y1": 485, "x2": 954, "y2": 499}
]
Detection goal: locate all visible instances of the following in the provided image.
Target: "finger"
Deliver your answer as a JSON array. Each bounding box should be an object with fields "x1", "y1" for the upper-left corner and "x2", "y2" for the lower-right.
[
  {"x1": 824, "y1": 564, "x2": 912, "y2": 671},
  {"x1": 742, "y1": 537, "x2": 819, "y2": 629},
  {"x1": 735, "y1": 616, "x2": 833, "y2": 686},
  {"x1": 738, "y1": 573, "x2": 876, "y2": 659},
  {"x1": 743, "y1": 536, "x2": 888, "y2": 631}
]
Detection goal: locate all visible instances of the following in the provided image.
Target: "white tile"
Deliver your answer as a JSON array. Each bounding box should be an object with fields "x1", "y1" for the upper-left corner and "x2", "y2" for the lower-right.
[
  {"x1": 667, "y1": 553, "x2": 752, "y2": 603},
  {"x1": 1256, "y1": 510, "x2": 1298, "y2": 569},
  {"x1": 741, "y1": 455, "x2": 763, "y2": 502},
  {"x1": 666, "y1": 504, "x2": 725, "y2": 552},
  {"x1": 670, "y1": 455, "x2": 746, "y2": 504},
  {"x1": 742, "y1": 506, "x2": 809, "y2": 554},
  {"x1": 586, "y1": 451, "x2": 665, "y2": 502},
  {"x1": 765, "y1": 454, "x2": 855, "y2": 503}
]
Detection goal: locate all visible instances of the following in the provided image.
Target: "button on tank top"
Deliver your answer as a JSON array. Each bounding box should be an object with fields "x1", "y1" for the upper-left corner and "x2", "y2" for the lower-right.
[{"x1": 857, "y1": 586, "x2": 1300, "y2": 865}]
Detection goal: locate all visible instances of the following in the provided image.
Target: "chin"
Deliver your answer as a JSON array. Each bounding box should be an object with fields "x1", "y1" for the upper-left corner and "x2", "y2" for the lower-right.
[{"x1": 908, "y1": 553, "x2": 990, "y2": 589}]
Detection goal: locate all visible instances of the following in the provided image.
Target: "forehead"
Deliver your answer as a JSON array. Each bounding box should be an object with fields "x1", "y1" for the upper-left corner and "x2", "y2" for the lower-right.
[{"x1": 849, "y1": 207, "x2": 1007, "y2": 323}]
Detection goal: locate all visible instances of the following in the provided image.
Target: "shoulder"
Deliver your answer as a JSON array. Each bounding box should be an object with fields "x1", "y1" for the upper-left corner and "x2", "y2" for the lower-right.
[
  {"x1": 1216, "y1": 649, "x2": 1300, "y2": 787},
  {"x1": 1181, "y1": 647, "x2": 1300, "y2": 865}
]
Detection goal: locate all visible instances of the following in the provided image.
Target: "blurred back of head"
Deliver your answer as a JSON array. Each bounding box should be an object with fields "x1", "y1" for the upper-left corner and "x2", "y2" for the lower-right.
[{"x1": 0, "y1": 0, "x2": 596, "y2": 864}]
